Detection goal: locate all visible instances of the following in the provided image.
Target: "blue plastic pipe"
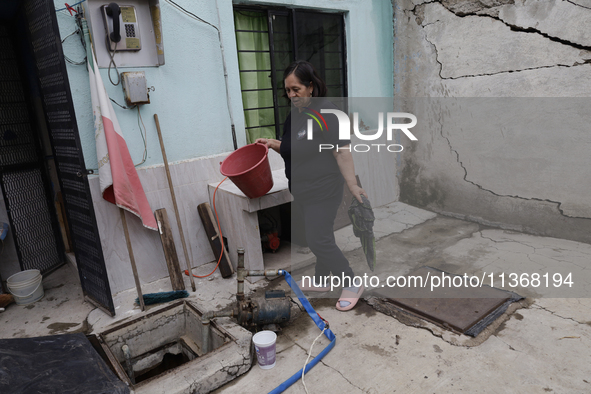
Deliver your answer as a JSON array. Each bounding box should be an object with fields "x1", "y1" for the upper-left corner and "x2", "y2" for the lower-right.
[{"x1": 268, "y1": 270, "x2": 336, "y2": 394}]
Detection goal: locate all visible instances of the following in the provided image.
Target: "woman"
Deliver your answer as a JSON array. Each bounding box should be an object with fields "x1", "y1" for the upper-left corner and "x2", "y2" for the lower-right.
[{"x1": 256, "y1": 61, "x2": 367, "y2": 311}]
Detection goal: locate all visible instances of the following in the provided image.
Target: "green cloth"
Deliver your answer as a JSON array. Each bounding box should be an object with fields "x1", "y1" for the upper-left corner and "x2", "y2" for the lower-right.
[
  {"x1": 348, "y1": 195, "x2": 376, "y2": 271},
  {"x1": 233, "y1": 11, "x2": 276, "y2": 143}
]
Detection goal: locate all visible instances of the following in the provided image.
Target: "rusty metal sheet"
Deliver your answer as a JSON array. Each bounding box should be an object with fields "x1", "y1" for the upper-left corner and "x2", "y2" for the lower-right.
[{"x1": 385, "y1": 267, "x2": 511, "y2": 333}]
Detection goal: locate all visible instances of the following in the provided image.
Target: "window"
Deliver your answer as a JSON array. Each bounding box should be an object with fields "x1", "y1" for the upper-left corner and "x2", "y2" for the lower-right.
[{"x1": 233, "y1": 7, "x2": 347, "y2": 142}]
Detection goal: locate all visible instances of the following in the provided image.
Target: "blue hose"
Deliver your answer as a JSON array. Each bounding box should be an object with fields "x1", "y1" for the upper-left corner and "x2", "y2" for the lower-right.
[{"x1": 268, "y1": 270, "x2": 336, "y2": 394}]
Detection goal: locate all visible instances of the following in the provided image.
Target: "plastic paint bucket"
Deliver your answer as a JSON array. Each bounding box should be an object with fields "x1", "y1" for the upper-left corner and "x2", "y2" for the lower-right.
[
  {"x1": 220, "y1": 143, "x2": 273, "y2": 199},
  {"x1": 252, "y1": 330, "x2": 277, "y2": 369},
  {"x1": 6, "y1": 269, "x2": 44, "y2": 305}
]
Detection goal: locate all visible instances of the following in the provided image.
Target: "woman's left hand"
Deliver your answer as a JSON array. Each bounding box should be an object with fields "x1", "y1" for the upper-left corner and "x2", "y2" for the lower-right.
[
  {"x1": 255, "y1": 138, "x2": 281, "y2": 153},
  {"x1": 348, "y1": 184, "x2": 368, "y2": 203}
]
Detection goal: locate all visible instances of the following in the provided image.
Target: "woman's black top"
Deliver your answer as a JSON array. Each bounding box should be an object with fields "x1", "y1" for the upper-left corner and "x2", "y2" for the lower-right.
[{"x1": 279, "y1": 98, "x2": 349, "y2": 203}]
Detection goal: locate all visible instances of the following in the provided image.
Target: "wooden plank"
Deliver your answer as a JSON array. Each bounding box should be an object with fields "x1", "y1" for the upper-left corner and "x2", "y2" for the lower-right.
[
  {"x1": 155, "y1": 209, "x2": 185, "y2": 291},
  {"x1": 119, "y1": 208, "x2": 145, "y2": 311},
  {"x1": 197, "y1": 202, "x2": 234, "y2": 278}
]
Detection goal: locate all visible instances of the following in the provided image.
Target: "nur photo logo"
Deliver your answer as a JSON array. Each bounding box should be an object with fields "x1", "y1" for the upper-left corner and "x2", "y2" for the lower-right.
[{"x1": 305, "y1": 108, "x2": 418, "y2": 152}]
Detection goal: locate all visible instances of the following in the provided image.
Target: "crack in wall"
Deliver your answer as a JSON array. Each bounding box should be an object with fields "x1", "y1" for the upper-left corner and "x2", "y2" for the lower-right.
[
  {"x1": 435, "y1": 109, "x2": 590, "y2": 220},
  {"x1": 411, "y1": 0, "x2": 591, "y2": 79},
  {"x1": 440, "y1": 0, "x2": 516, "y2": 15},
  {"x1": 452, "y1": 10, "x2": 591, "y2": 53},
  {"x1": 421, "y1": 28, "x2": 446, "y2": 80},
  {"x1": 438, "y1": 62, "x2": 591, "y2": 79},
  {"x1": 565, "y1": 0, "x2": 591, "y2": 10}
]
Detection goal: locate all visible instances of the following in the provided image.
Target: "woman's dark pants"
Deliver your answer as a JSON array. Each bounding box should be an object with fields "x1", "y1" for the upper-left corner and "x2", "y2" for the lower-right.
[{"x1": 292, "y1": 187, "x2": 354, "y2": 286}]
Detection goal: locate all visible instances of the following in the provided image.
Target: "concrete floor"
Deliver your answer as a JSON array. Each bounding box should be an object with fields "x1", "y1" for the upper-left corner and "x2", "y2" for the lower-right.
[{"x1": 1, "y1": 202, "x2": 590, "y2": 393}]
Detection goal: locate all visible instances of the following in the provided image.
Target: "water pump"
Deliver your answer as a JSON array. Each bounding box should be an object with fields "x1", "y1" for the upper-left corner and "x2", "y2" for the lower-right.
[
  {"x1": 201, "y1": 248, "x2": 291, "y2": 353},
  {"x1": 234, "y1": 248, "x2": 291, "y2": 328}
]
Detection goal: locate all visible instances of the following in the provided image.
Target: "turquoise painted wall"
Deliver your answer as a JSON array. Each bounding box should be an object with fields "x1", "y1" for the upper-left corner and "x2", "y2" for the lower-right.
[{"x1": 56, "y1": 0, "x2": 393, "y2": 169}]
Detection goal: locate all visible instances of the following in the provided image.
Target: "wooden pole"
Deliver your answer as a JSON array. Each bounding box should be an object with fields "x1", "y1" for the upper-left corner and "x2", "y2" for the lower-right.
[
  {"x1": 120, "y1": 208, "x2": 145, "y2": 311},
  {"x1": 153, "y1": 114, "x2": 196, "y2": 292}
]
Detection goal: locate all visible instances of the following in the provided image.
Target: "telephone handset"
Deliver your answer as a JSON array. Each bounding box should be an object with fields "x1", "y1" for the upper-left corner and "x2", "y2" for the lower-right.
[{"x1": 101, "y1": 3, "x2": 142, "y2": 52}]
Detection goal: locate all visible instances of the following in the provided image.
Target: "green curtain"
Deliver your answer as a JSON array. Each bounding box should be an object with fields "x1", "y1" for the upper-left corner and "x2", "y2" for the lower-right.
[{"x1": 234, "y1": 11, "x2": 276, "y2": 143}]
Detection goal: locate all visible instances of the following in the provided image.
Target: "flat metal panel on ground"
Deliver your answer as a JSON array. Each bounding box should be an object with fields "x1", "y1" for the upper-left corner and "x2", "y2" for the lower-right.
[{"x1": 385, "y1": 266, "x2": 511, "y2": 333}]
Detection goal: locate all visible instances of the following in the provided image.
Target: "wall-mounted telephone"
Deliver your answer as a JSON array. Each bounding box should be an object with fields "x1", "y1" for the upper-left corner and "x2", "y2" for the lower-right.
[{"x1": 101, "y1": 3, "x2": 142, "y2": 52}]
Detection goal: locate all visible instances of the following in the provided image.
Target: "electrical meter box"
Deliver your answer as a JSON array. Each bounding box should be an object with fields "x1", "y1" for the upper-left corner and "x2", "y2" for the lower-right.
[
  {"x1": 85, "y1": 0, "x2": 164, "y2": 67},
  {"x1": 121, "y1": 72, "x2": 150, "y2": 105}
]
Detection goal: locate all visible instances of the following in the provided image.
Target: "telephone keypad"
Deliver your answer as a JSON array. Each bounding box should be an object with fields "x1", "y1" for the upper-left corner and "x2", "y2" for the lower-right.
[{"x1": 125, "y1": 24, "x2": 136, "y2": 38}]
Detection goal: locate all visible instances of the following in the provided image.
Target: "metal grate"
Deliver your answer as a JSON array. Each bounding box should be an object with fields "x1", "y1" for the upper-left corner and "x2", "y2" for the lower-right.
[
  {"x1": 0, "y1": 20, "x2": 63, "y2": 275},
  {"x1": 1, "y1": 169, "x2": 61, "y2": 271},
  {"x1": 0, "y1": 145, "x2": 38, "y2": 168},
  {"x1": 23, "y1": 0, "x2": 115, "y2": 315},
  {"x1": 0, "y1": 81, "x2": 25, "y2": 102},
  {"x1": 234, "y1": 7, "x2": 347, "y2": 140}
]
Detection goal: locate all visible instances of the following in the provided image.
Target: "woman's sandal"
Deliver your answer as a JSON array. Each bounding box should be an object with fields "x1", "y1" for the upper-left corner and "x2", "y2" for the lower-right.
[
  {"x1": 297, "y1": 280, "x2": 330, "y2": 292},
  {"x1": 335, "y1": 285, "x2": 364, "y2": 311}
]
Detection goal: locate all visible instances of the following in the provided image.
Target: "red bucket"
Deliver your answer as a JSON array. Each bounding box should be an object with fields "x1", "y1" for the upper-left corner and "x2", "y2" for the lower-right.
[{"x1": 220, "y1": 143, "x2": 273, "y2": 199}]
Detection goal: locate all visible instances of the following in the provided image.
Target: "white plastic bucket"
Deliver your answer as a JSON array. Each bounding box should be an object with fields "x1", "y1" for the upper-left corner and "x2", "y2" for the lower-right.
[
  {"x1": 253, "y1": 330, "x2": 277, "y2": 369},
  {"x1": 6, "y1": 269, "x2": 44, "y2": 305}
]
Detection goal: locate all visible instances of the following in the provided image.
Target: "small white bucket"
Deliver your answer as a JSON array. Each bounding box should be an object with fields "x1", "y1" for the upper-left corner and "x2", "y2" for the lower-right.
[
  {"x1": 253, "y1": 330, "x2": 277, "y2": 369},
  {"x1": 6, "y1": 269, "x2": 44, "y2": 305}
]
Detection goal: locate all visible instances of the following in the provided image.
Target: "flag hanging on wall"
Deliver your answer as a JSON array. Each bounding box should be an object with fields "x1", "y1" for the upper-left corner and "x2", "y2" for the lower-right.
[{"x1": 87, "y1": 51, "x2": 157, "y2": 231}]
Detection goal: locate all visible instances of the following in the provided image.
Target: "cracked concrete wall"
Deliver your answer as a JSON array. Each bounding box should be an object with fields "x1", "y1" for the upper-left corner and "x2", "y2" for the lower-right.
[{"x1": 394, "y1": 0, "x2": 591, "y2": 243}]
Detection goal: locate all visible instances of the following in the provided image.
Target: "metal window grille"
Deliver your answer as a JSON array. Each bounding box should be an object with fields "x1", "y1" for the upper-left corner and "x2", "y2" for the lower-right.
[{"x1": 234, "y1": 7, "x2": 347, "y2": 141}]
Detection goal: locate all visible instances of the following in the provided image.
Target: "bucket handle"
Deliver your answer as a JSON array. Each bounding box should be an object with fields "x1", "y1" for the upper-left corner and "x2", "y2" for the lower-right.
[{"x1": 8, "y1": 279, "x2": 42, "y2": 298}]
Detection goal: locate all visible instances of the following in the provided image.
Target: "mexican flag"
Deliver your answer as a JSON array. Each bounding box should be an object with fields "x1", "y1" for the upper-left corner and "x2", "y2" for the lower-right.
[{"x1": 87, "y1": 50, "x2": 157, "y2": 231}]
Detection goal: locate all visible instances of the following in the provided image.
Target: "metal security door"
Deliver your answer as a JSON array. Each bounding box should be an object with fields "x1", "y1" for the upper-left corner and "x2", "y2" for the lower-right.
[
  {"x1": 23, "y1": 0, "x2": 115, "y2": 315},
  {"x1": 0, "y1": 24, "x2": 63, "y2": 274}
]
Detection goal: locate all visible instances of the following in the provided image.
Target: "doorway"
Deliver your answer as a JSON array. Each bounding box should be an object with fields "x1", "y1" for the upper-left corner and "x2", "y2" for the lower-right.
[
  {"x1": 0, "y1": 0, "x2": 116, "y2": 316},
  {"x1": 0, "y1": 20, "x2": 65, "y2": 277}
]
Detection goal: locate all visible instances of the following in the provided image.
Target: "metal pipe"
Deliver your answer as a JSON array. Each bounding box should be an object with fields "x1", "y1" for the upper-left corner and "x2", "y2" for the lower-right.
[
  {"x1": 245, "y1": 269, "x2": 282, "y2": 277},
  {"x1": 201, "y1": 319, "x2": 209, "y2": 356},
  {"x1": 201, "y1": 310, "x2": 234, "y2": 354},
  {"x1": 236, "y1": 248, "x2": 245, "y2": 302},
  {"x1": 122, "y1": 344, "x2": 135, "y2": 384},
  {"x1": 214, "y1": 0, "x2": 238, "y2": 149},
  {"x1": 237, "y1": 245, "x2": 281, "y2": 301}
]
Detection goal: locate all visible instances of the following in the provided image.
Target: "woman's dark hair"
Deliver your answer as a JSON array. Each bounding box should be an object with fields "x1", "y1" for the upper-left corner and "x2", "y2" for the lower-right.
[{"x1": 283, "y1": 60, "x2": 327, "y2": 98}]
